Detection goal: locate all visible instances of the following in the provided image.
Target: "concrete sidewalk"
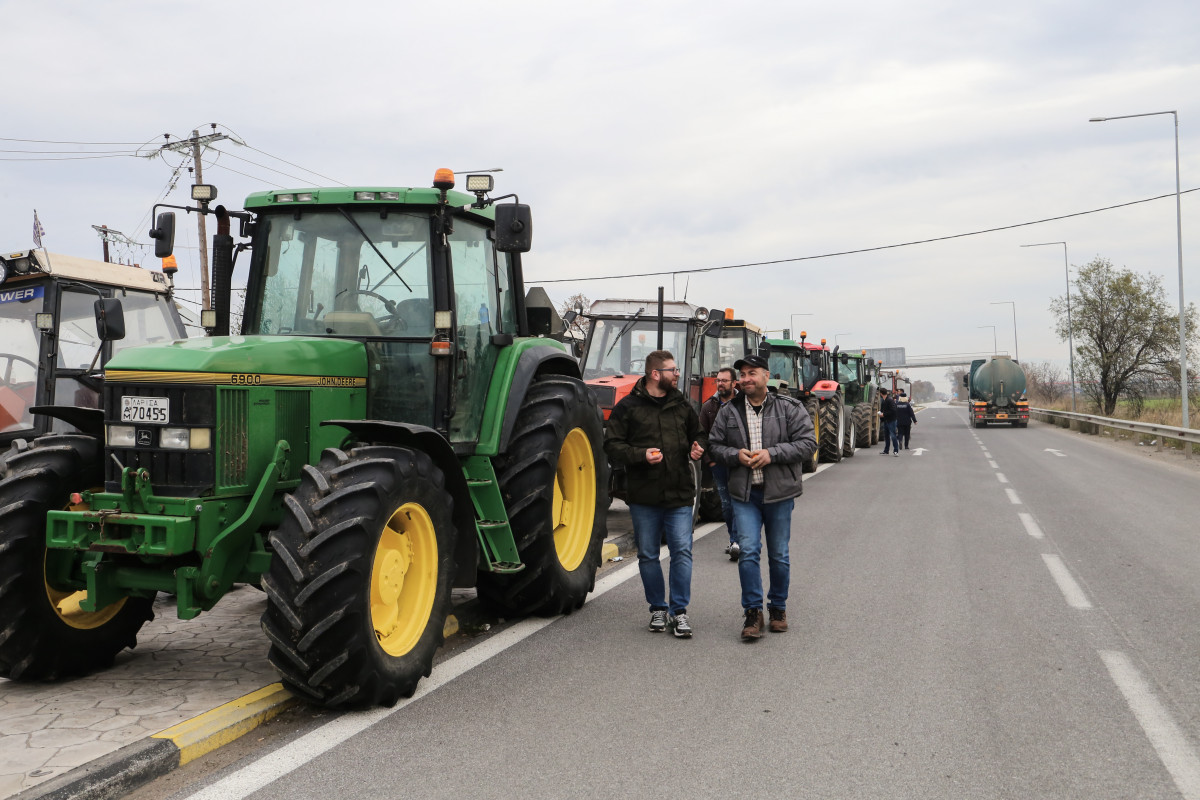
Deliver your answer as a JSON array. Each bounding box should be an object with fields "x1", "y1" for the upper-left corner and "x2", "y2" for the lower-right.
[{"x1": 0, "y1": 511, "x2": 636, "y2": 800}]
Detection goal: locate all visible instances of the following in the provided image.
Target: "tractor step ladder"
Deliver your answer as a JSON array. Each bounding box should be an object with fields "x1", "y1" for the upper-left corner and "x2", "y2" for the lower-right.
[{"x1": 462, "y1": 456, "x2": 524, "y2": 574}]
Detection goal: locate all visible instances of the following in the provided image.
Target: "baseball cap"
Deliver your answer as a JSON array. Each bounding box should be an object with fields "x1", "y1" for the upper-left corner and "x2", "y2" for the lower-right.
[{"x1": 733, "y1": 354, "x2": 769, "y2": 371}]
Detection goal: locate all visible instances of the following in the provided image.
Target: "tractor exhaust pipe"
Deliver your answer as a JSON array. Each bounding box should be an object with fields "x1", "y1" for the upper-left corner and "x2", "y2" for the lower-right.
[{"x1": 211, "y1": 206, "x2": 235, "y2": 336}]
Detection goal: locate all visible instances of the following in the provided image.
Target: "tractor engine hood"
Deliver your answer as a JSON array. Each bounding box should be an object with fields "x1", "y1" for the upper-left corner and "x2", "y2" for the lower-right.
[{"x1": 104, "y1": 336, "x2": 368, "y2": 383}]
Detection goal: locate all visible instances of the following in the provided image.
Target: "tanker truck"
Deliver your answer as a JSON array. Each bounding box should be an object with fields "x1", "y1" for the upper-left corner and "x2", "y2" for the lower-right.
[{"x1": 963, "y1": 356, "x2": 1029, "y2": 428}]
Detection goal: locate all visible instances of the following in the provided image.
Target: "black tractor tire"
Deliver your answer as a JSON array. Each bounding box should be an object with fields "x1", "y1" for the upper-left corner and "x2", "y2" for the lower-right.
[
  {"x1": 0, "y1": 435, "x2": 154, "y2": 680},
  {"x1": 869, "y1": 391, "x2": 881, "y2": 445},
  {"x1": 853, "y1": 403, "x2": 872, "y2": 448},
  {"x1": 801, "y1": 398, "x2": 821, "y2": 473},
  {"x1": 843, "y1": 414, "x2": 858, "y2": 458},
  {"x1": 698, "y1": 464, "x2": 724, "y2": 521},
  {"x1": 480, "y1": 376, "x2": 608, "y2": 618},
  {"x1": 819, "y1": 395, "x2": 845, "y2": 464},
  {"x1": 261, "y1": 445, "x2": 456, "y2": 708},
  {"x1": 689, "y1": 460, "x2": 703, "y2": 524}
]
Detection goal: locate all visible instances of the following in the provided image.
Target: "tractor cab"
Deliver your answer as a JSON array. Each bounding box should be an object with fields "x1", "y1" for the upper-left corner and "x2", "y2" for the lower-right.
[
  {"x1": 690, "y1": 310, "x2": 762, "y2": 407},
  {"x1": 0, "y1": 250, "x2": 184, "y2": 451}
]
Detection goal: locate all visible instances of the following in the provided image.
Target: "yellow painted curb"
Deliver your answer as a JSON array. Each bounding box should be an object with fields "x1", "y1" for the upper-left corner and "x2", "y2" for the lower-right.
[
  {"x1": 601, "y1": 542, "x2": 619, "y2": 562},
  {"x1": 152, "y1": 683, "x2": 297, "y2": 765},
  {"x1": 443, "y1": 614, "x2": 459, "y2": 637}
]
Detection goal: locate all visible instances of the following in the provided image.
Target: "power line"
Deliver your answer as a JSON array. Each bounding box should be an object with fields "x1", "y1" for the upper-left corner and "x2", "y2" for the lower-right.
[
  {"x1": 0, "y1": 153, "x2": 136, "y2": 161},
  {"x1": 209, "y1": 146, "x2": 325, "y2": 185},
  {"x1": 205, "y1": 161, "x2": 285, "y2": 189},
  {"x1": 535, "y1": 187, "x2": 1200, "y2": 283},
  {"x1": 242, "y1": 144, "x2": 347, "y2": 186},
  {"x1": 0, "y1": 136, "x2": 147, "y2": 145}
]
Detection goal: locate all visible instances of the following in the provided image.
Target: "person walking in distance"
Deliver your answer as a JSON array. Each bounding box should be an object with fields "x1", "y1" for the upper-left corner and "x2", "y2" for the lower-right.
[
  {"x1": 895, "y1": 391, "x2": 917, "y2": 450},
  {"x1": 699, "y1": 367, "x2": 739, "y2": 561},
  {"x1": 604, "y1": 350, "x2": 706, "y2": 638},
  {"x1": 879, "y1": 387, "x2": 900, "y2": 457},
  {"x1": 708, "y1": 354, "x2": 817, "y2": 640}
]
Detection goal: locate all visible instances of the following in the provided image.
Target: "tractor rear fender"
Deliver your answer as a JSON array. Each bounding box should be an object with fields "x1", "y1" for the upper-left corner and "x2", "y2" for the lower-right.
[
  {"x1": 811, "y1": 380, "x2": 840, "y2": 400},
  {"x1": 478, "y1": 341, "x2": 581, "y2": 456},
  {"x1": 321, "y1": 419, "x2": 478, "y2": 589}
]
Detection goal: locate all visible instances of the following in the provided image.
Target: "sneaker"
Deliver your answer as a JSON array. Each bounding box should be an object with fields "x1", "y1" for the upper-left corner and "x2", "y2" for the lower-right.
[
  {"x1": 670, "y1": 613, "x2": 693, "y2": 638},
  {"x1": 649, "y1": 609, "x2": 667, "y2": 632},
  {"x1": 880, "y1": 450, "x2": 889, "y2": 455},
  {"x1": 741, "y1": 608, "x2": 764, "y2": 640},
  {"x1": 728, "y1": 541, "x2": 741, "y2": 561},
  {"x1": 768, "y1": 607, "x2": 788, "y2": 633},
  {"x1": 893, "y1": 452, "x2": 899, "y2": 457}
]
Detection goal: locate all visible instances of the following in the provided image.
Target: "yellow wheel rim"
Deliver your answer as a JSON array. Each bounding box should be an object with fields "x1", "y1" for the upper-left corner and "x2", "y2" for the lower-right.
[
  {"x1": 552, "y1": 428, "x2": 596, "y2": 572},
  {"x1": 371, "y1": 502, "x2": 438, "y2": 657},
  {"x1": 44, "y1": 491, "x2": 127, "y2": 629}
]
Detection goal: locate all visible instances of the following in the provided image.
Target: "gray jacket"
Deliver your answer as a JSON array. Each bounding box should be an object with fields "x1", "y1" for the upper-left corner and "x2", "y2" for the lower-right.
[{"x1": 708, "y1": 391, "x2": 817, "y2": 503}]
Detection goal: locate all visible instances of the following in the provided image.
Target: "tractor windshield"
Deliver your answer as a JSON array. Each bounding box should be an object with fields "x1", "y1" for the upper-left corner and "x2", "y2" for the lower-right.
[
  {"x1": 0, "y1": 282, "x2": 44, "y2": 434},
  {"x1": 249, "y1": 209, "x2": 433, "y2": 338},
  {"x1": 582, "y1": 318, "x2": 688, "y2": 379},
  {"x1": 768, "y1": 352, "x2": 795, "y2": 384}
]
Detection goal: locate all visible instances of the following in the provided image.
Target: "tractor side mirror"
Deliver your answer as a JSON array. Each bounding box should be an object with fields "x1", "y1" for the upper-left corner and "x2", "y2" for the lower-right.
[
  {"x1": 150, "y1": 212, "x2": 176, "y2": 258},
  {"x1": 840, "y1": 353, "x2": 849, "y2": 365},
  {"x1": 962, "y1": 376, "x2": 969, "y2": 387},
  {"x1": 563, "y1": 310, "x2": 578, "y2": 326},
  {"x1": 95, "y1": 297, "x2": 126, "y2": 342},
  {"x1": 494, "y1": 204, "x2": 533, "y2": 253}
]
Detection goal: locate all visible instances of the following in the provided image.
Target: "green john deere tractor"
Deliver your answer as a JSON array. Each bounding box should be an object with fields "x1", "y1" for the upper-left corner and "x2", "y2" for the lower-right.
[
  {"x1": 837, "y1": 349, "x2": 881, "y2": 450},
  {"x1": 764, "y1": 336, "x2": 820, "y2": 473},
  {"x1": 0, "y1": 170, "x2": 608, "y2": 708}
]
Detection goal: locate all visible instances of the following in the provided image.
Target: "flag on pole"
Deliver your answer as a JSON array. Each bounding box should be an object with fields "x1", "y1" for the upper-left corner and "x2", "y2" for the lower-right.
[{"x1": 33, "y1": 211, "x2": 46, "y2": 249}]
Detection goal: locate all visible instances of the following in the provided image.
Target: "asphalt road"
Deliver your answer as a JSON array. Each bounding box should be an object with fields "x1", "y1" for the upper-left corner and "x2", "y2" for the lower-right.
[{"x1": 148, "y1": 404, "x2": 1200, "y2": 800}]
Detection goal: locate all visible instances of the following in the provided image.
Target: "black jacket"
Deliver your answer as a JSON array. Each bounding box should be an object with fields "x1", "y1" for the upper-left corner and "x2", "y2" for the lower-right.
[
  {"x1": 895, "y1": 399, "x2": 916, "y2": 428},
  {"x1": 880, "y1": 396, "x2": 897, "y2": 423},
  {"x1": 604, "y1": 377, "x2": 706, "y2": 508}
]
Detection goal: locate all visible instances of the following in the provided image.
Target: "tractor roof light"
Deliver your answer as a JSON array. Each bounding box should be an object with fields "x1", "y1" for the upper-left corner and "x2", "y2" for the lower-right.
[
  {"x1": 0, "y1": 260, "x2": 6, "y2": 286},
  {"x1": 191, "y1": 184, "x2": 218, "y2": 202},
  {"x1": 465, "y1": 174, "x2": 494, "y2": 193},
  {"x1": 36, "y1": 312, "x2": 54, "y2": 330},
  {"x1": 355, "y1": 191, "x2": 378, "y2": 201},
  {"x1": 433, "y1": 168, "x2": 456, "y2": 192}
]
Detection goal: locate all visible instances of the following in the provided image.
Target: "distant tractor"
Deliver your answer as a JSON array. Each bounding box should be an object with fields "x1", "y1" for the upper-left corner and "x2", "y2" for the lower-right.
[
  {"x1": 0, "y1": 172, "x2": 608, "y2": 708},
  {"x1": 964, "y1": 356, "x2": 1029, "y2": 427},
  {"x1": 0, "y1": 250, "x2": 186, "y2": 465},
  {"x1": 764, "y1": 336, "x2": 821, "y2": 473},
  {"x1": 837, "y1": 349, "x2": 881, "y2": 450}
]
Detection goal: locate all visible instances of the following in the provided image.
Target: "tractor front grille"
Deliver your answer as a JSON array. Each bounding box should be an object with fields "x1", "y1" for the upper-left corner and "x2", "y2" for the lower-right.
[{"x1": 104, "y1": 384, "x2": 216, "y2": 497}]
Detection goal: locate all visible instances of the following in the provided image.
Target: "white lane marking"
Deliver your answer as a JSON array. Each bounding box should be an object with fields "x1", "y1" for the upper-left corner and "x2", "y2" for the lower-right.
[
  {"x1": 183, "y1": 522, "x2": 721, "y2": 800},
  {"x1": 1100, "y1": 650, "x2": 1200, "y2": 800},
  {"x1": 1045, "y1": 448, "x2": 1067, "y2": 457},
  {"x1": 912, "y1": 447, "x2": 928, "y2": 456},
  {"x1": 982, "y1": 451, "x2": 992, "y2": 459},
  {"x1": 1041, "y1": 554, "x2": 1092, "y2": 609},
  {"x1": 988, "y1": 460, "x2": 999, "y2": 469},
  {"x1": 996, "y1": 473, "x2": 1009, "y2": 484},
  {"x1": 1006, "y1": 488, "x2": 1021, "y2": 504},
  {"x1": 1018, "y1": 513, "x2": 1044, "y2": 539}
]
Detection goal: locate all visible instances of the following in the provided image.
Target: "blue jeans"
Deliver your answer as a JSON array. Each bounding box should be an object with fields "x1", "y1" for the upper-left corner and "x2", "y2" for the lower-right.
[
  {"x1": 731, "y1": 485, "x2": 794, "y2": 611},
  {"x1": 881, "y1": 420, "x2": 899, "y2": 453},
  {"x1": 628, "y1": 504, "x2": 694, "y2": 615},
  {"x1": 709, "y1": 462, "x2": 736, "y2": 541}
]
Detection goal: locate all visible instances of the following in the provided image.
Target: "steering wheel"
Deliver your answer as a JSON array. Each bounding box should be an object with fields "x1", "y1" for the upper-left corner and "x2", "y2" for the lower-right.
[
  {"x1": 0, "y1": 354, "x2": 38, "y2": 389},
  {"x1": 324, "y1": 289, "x2": 407, "y2": 331},
  {"x1": 628, "y1": 358, "x2": 646, "y2": 375}
]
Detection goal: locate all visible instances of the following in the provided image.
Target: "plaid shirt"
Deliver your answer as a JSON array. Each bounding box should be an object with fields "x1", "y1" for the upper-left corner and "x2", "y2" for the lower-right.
[{"x1": 747, "y1": 401, "x2": 764, "y2": 485}]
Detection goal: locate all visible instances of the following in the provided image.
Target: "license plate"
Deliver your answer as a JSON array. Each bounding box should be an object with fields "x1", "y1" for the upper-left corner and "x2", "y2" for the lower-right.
[
  {"x1": 996, "y1": 413, "x2": 1008, "y2": 419},
  {"x1": 121, "y1": 396, "x2": 169, "y2": 424}
]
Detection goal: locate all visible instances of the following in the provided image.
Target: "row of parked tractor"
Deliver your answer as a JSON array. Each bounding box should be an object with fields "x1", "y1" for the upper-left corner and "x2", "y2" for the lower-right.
[{"x1": 563, "y1": 297, "x2": 908, "y2": 520}]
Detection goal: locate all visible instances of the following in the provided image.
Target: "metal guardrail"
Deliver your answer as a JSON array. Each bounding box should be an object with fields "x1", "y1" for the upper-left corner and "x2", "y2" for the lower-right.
[{"x1": 1030, "y1": 407, "x2": 1197, "y2": 458}]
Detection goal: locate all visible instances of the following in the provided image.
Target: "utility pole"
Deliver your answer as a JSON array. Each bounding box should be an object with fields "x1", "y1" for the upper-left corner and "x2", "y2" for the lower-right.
[
  {"x1": 99, "y1": 225, "x2": 110, "y2": 262},
  {"x1": 91, "y1": 225, "x2": 140, "y2": 265},
  {"x1": 158, "y1": 124, "x2": 236, "y2": 310}
]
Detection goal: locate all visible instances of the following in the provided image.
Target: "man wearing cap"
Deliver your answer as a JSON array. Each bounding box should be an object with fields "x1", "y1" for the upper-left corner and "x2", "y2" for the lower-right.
[
  {"x1": 878, "y1": 387, "x2": 900, "y2": 457},
  {"x1": 894, "y1": 391, "x2": 917, "y2": 449},
  {"x1": 708, "y1": 353, "x2": 818, "y2": 640}
]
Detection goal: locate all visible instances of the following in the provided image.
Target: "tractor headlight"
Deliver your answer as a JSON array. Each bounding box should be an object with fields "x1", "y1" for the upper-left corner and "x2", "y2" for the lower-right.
[
  {"x1": 189, "y1": 428, "x2": 212, "y2": 450},
  {"x1": 160, "y1": 427, "x2": 191, "y2": 449},
  {"x1": 108, "y1": 425, "x2": 136, "y2": 447}
]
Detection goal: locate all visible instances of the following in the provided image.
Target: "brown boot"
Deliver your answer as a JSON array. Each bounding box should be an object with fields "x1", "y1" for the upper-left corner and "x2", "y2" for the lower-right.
[
  {"x1": 768, "y1": 607, "x2": 788, "y2": 633},
  {"x1": 741, "y1": 608, "x2": 764, "y2": 640}
]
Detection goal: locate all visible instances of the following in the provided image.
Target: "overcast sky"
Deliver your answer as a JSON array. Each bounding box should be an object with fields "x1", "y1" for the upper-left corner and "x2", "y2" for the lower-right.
[{"x1": 3, "y1": 0, "x2": 1198, "y2": 391}]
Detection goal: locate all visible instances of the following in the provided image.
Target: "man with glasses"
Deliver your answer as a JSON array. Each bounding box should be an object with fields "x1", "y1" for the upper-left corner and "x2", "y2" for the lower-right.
[
  {"x1": 605, "y1": 350, "x2": 706, "y2": 638},
  {"x1": 699, "y1": 367, "x2": 740, "y2": 560}
]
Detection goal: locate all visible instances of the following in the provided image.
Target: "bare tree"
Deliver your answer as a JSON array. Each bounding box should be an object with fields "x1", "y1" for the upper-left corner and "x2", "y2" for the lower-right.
[
  {"x1": 946, "y1": 367, "x2": 968, "y2": 401},
  {"x1": 558, "y1": 292, "x2": 591, "y2": 341},
  {"x1": 1024, "y1": 360, "x2": 1066, "y2": 405},
  {"x1": 1050, "y1": 257, "x2": 1198, "y2": 415}
]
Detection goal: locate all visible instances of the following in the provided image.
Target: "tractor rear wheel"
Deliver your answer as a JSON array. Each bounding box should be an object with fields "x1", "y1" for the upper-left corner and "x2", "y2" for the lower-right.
[
  {"x1": 698, "y1": 464, "x2": 724, "y2": 521},
  {"x1": 854, "y1": 403, "x2": 872, "y2": 448},
  {"x1": 262, "y1": 445, "x2": 456, "y2": 708},
  {"x1": 0, "y1": 435, "x2": 154, "y2": 680},
  {"x1": 819, "y1": 395, "x2": 845, "y2": 463},
  {"x1": 481, "y1": 376, "x2": 607, "y2": 618},
  {"x1": 843, "y1": 414, "x2": 858, "y2": 458},
  {"x1": 870, "y1": 393, "x2": 881, "y2": 445},
  {"x1": 801, "y1": 398, "x2": 821, "y2": 473}
]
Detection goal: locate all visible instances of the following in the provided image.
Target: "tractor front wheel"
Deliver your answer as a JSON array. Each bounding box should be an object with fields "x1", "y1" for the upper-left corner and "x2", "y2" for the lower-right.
[
  {"x1": 819, "y1": 395, "x2": 845, "y2": 464},
  {"x1": 481, "y1": 376, "x2": 607, "y2": 618},
  {"x1": 262, "y1": 445, "x2": 455, "y2": 708},
  {"x1": 853, "y1": 403, "x2": 872, "y2": 448},
  {"x1": 801, "y1": 399, "x2": 821, "y2": 473},
  {"x1": 0, "y1": 435, "x2": 154, "y2": 680}
]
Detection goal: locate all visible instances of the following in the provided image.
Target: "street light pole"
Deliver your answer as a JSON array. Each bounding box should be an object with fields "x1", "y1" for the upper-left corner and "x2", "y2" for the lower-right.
[
  {"x1": 978, "y1": 325, "x2": 997, "y2": 354},
  {"x1": 1022, "y1": 242, "x2": 1077, "y2": 411},
  {"x1": 1090, "y1": 111, "x2": 1188, "y2": 429},
  {"x1": 990, "y1": 301, "x2": 1018, "y2": 363},
  {"x1": 834, "y1": 332, "x2": 852, "y2": 347}
]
